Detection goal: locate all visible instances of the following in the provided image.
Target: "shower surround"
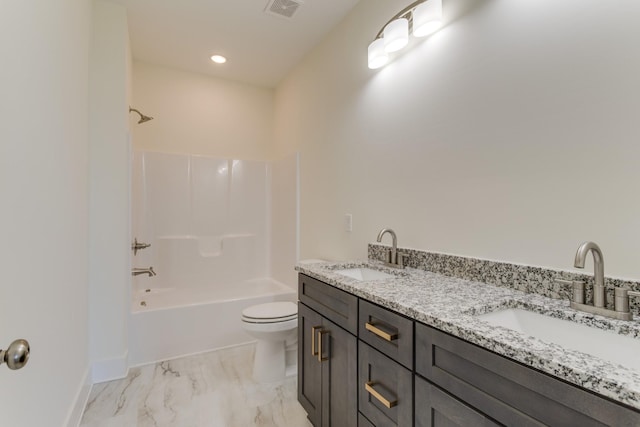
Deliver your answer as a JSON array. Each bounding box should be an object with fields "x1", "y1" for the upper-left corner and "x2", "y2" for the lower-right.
[{"x1": 130, "y1": 150, "x2": 296, "y2": 366}]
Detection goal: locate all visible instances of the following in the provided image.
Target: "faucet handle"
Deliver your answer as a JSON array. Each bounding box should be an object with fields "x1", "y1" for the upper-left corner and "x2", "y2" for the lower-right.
[
  {"x1": 397, "y1": 252, "x2": 407, "y2": 268},
  {"x1": 555, "y1": 278, "x2": 585, "y2": 304},
  {"x1": 615, "y1": 288, "x2": 640, "y2": 314}
]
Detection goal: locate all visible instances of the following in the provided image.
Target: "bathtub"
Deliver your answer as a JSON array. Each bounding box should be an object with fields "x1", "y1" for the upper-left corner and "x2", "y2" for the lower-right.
[{"x1": 129, "y1": 278, "x2": 296, "y2": 366}]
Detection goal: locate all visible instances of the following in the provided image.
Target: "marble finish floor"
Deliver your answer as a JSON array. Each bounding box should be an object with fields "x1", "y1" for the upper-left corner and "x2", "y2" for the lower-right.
[{"x1": 80, "y1": 344, "x2": 312, "y2": 427}]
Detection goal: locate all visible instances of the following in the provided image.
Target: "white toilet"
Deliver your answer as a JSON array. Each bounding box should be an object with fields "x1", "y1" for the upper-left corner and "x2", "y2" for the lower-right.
[{"x1": 241, "y1": 301, "x2": 298, "y2": 383}]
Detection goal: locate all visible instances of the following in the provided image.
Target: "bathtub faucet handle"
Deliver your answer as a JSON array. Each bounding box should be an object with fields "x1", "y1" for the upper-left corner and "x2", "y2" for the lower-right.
[{"x1": 132, "y1": 238, "x2": 151, "y2": 256}]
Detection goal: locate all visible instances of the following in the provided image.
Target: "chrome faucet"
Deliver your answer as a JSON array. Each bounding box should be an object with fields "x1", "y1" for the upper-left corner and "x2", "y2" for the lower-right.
[
  {"x1": 556, "y1": 241, "x2": 639, "y2": 321},
  {"x1": 132, "y1": 267, "x2": 156, "y2": 277},
  {"x1": 574, "y1": 241, "x2": 605, "y2": 308},
  {"x1": 376, "y1": 228, "x2": 404, "y2": 269}
]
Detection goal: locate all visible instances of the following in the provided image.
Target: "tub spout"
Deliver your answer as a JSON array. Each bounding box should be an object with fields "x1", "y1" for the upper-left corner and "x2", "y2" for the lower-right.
[{"x1": 132, "y1": 267, "x2": 156, "y2": 277}]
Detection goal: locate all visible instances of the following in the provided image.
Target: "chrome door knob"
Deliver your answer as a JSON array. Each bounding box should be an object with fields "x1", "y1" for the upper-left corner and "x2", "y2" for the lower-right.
[{"x1": 1, "y1": 339, "x2": 30, "y2": 370}]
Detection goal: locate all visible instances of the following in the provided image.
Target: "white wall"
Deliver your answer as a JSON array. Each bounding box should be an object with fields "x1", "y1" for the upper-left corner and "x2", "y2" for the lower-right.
[
  {"x1": 0, "y1": 0, "x2": 92, "y2": 425},
  {"x1": 270, "y1": 153, "x2": 299, "y2": 288},
  {"x1": 274, "y1": 0, "x2": 640, "y2": 280},
  {"x1": 89, "y1": 0, "x2": 131, "y2": 383},
  {"x1": 132, "y1": 62, "x2": 274, "y2": 160}
]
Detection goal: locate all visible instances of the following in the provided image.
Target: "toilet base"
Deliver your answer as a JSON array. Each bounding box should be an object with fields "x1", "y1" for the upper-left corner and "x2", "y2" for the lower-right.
[
  {"x1": 253, "y1": 340, "x2": 285, "y2": 383},
  {"x1": 251, "y1": 337, "x2": 298, "y2": 383},
  {"x1": 285, "y1": 364, "x2": 297, "y2": 377}
]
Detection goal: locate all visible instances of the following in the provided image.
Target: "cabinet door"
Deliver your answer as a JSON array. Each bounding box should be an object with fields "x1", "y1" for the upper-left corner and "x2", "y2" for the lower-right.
[
  {"x1": 359, "y1": 342, "x2": 413, "y2": 427},
  {"x1": 298, "y1": 302, "x2": 323, "y2": 427},
  {"x1": 415, "y1": 376, "x2": 500, "y2": 427},
  {"x1": 320, "y1": 316, "x2": 358, "y2": 427}
]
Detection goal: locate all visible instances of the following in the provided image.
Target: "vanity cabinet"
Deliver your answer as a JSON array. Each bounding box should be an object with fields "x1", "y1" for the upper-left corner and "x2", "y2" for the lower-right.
[
  {"x1": 298, "y1": 274, "x2": 358, "y2": 427},
  {"x1": 415, "y1": 323, "x2": 640, "y2": 426},
  {"x1": 298, "y1": 273, "x2": 640, "y2": 427}
]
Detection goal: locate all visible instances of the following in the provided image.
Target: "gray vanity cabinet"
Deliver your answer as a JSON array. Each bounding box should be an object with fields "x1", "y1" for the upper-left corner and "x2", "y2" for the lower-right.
[
  {"x1": 298, "y1": 274, "x2": 358, "y2": 427},
  {"x1": 415, "y1": 323, "x2": 640, "y2": 427},
  {"x1": 298, "y1": 272, "x2": 640, "y2": 427}
]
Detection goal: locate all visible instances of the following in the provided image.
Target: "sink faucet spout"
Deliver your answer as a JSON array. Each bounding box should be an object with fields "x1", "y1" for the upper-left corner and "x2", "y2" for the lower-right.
[
  {"x1": 376, "y1": 228, "x2": 397, "y2": 264},
  {"x1": 376, "y1": 228, "x2": 405, "y2": 268},
  {"x1": 574, "y1": 241, "x2": 605, "y2": 308}
]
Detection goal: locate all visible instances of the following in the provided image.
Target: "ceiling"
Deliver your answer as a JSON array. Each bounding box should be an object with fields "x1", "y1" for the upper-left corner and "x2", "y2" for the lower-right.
[{"x1": 107, "y1": 0, "x2": 361, "y2": 88}]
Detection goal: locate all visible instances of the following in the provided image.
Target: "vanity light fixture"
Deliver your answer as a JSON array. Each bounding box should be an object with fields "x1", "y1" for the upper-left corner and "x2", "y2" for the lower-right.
[
  {"x1": 368, "y1": 0, "x2": 443, "y2": 69},
  {"x1": 210, "y1": 54, "x2": 227, "y2": 64}
]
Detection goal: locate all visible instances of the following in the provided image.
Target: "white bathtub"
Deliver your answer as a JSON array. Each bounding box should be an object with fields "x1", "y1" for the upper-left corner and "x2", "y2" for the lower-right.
[{"x1": 129, "y1": 278, "x2": 296, "y2": 366}]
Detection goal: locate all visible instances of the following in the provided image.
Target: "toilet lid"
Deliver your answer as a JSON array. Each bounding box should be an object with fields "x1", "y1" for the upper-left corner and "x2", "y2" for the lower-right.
[{"x1": 242, "y1": 301, "x2": 297, "y2": 323}]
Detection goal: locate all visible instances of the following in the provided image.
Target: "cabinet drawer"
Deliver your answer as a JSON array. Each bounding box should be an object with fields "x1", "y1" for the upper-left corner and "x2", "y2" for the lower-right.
[
  {"x1": 359, "y1": 342, "x2": 413, "y2": 427},
  {"x1": 299, "y1": 274, "x2": 358, "y2": 334},
  {"x1": 359, "y1": 300, "x2": 414, "y2": 369},
  {"x1": 415, "y1": 376, "x2": 499, "y2": 427},
  {"x1": 416, "y1": 322, "x2": 640, "y2": 426}
]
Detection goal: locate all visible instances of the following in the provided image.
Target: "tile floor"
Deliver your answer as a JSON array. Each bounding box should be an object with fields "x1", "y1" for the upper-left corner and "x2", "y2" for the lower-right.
[{"x1": 80, "y1": 344, "x2": 312, "y2": 427}]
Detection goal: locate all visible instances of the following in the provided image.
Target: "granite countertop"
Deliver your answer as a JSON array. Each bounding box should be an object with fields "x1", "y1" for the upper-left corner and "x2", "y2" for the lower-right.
[{"x1": 295, "y1": 260, "x2": 640, "y2": 410}]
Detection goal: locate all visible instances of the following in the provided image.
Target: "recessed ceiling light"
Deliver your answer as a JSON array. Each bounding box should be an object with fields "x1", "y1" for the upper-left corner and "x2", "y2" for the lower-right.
[{"x1": 210, "y1": 55, "x2": 227, "y2": 64}]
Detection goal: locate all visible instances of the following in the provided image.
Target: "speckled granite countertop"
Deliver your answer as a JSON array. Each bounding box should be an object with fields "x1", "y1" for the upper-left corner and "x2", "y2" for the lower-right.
[{"x1": 295, "y1": 260, "x2": 640, "y2": 410}]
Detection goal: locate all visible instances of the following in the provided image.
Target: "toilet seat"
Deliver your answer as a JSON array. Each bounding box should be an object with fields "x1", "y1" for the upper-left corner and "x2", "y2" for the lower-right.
[{"x1": 241, "y1": 301, "x2": 297, "y2": 324}]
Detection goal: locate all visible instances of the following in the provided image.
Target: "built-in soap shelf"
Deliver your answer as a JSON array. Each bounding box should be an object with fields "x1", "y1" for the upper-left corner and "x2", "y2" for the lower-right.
[{"x1": 157, "y1": 234, "x2": 256, "y2": 258}]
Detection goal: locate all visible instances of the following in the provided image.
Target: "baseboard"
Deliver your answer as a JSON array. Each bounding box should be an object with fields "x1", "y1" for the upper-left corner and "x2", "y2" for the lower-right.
[
  {"x1": 65, "y1": 366, "x2": 92, "y2": 427},
  {"x1": 91, "y1": 352, "x2": 129, "y2": 383}
]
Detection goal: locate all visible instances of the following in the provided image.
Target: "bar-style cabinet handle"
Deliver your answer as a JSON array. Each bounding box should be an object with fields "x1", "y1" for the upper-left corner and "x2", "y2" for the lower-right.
[
  {"x1": 365, "y1": 322, "x2": 398, "y2": 342},
  {"x1": 311, "y1": 326, "x2": 322, "y2": 356},
  {"x1": 365, "y1": 381, "x2": 398, "y2": 408},
  {"x1": 318, "y1": 330, "x2": 329, "y2": 362}
]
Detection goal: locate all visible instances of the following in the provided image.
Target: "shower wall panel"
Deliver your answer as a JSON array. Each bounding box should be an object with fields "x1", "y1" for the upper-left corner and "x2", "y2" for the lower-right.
[{"x1": 132, "y1": 151, "x2": 269, "y2": 291}]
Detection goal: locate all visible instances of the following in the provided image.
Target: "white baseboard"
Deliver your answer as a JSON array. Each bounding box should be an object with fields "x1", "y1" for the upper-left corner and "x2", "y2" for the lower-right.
[
  {"x1": 65, "y1": 367, "x2": 92, "y2": 427},
  {"x1": 91, "y1": 352, "x2": 129, "y2": 383}
]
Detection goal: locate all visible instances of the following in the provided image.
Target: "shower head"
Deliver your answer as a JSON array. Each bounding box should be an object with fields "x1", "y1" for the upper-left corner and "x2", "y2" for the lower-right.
[{"x1": 129, "y1": 107, "x2": 154, "y2": 124}]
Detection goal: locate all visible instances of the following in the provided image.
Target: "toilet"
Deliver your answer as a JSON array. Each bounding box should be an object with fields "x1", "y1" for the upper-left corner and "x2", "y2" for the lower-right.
[{"x1": 241, "y1": 301, "x2": 298, "y2": 383}]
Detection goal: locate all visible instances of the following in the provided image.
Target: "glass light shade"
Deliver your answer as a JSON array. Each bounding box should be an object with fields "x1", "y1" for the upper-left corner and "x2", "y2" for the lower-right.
[
  {"x1": 413, "y1": 0, "x2": 443, "y2": 37},
  {"x1": 383, "y1": 18, "x2": 409, "y2": 52},
  {"x1": 367, "y1": 38, "x2": 389, "y2": 69}
]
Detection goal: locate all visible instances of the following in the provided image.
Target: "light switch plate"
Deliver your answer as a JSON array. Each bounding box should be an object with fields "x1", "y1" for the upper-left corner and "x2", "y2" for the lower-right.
[{"x1": 344, "y1": 214, "x2": 353, "y2": 232}]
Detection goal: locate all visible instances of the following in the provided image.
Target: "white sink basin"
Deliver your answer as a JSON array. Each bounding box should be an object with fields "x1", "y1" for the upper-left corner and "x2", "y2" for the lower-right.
[
  {"x1": 335, "y1": 267, "x2": 394, "y2": 281},
  {"x1": 478, "y1": 308, "x2": 640, "y2": 371}
]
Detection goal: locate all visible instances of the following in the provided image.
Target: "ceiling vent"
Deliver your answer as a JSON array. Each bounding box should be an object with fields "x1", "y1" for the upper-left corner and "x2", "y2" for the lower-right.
[{"x1": 264, "y1": 0, "x2": 303, "y2": 19}]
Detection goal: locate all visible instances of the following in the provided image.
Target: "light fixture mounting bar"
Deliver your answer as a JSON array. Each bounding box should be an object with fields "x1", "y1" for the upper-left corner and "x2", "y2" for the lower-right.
[{"x1": 374, "y1": 0, "x2": 426, "y2": 39}]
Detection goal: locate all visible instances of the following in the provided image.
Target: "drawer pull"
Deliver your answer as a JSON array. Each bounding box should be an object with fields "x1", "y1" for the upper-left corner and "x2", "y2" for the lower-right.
[
  {"x1": 311, "y1": 326, "x2": 322, "y2": 356},
  {"x1": 365, "y1": 381, "x2": 398, "y2": 409},
  {"x1": 365, "y1": 322, "x2": 398, "y2": 342},
  {"x1": 318, "y1": 330, "x2": 330, "y2": 362}
]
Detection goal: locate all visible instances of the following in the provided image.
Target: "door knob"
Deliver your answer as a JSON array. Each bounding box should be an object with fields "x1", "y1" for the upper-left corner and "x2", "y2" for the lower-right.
[{"x1": 1, "y1": 339, "x2": 30, "y2": 370}]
